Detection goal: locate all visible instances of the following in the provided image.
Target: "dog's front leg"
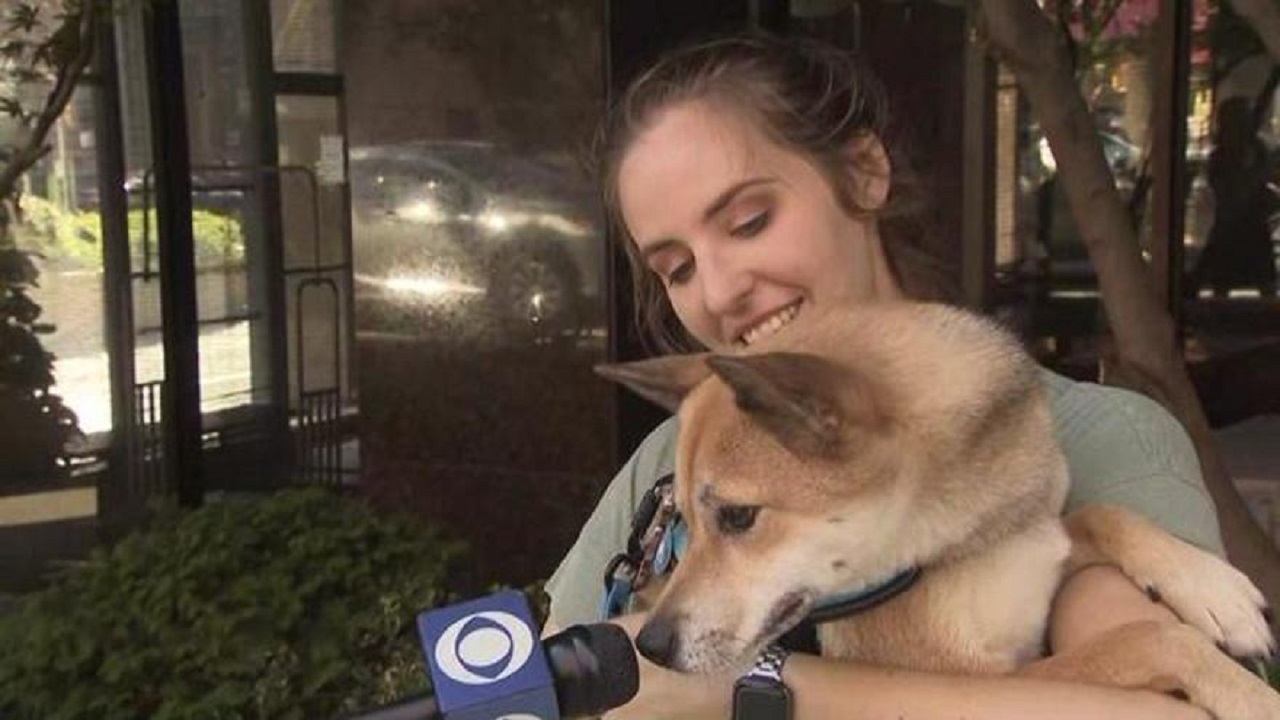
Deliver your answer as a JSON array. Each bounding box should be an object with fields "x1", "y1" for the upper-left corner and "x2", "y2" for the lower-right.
[{"x1": 1018, "y1": 619, "x2": 1280, "y2": 720}]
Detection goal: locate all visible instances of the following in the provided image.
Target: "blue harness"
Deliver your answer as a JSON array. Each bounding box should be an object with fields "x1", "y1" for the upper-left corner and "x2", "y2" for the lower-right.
[{"x1": 601, "y1": 474, "x2": 921, "y2": 623}]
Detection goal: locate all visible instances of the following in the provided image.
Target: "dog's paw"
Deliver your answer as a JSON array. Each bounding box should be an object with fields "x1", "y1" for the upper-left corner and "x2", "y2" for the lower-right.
[
  {"x1": 1070, "y1": 504, "x2": 1275, "y2": 659},
  {"x1": 1128, "y1": 545, "x2": 1274, "y2": 659}
]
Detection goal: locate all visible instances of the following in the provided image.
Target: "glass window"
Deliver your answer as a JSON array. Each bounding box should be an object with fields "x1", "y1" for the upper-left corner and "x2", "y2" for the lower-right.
[
  {"x1": 998, "y1": 0, "x2": 1167, "y2": 372},
  {"x1": 1181, "y1": 3, "x2": 1278, "y2": 306},
  {"x1": 11, "y1": 88, "x2": 110, "y2": 441},
  {"x1": 271, "y1": 0, "x2": 338, "y2": 73},
  {"x1": 1178, "y1": 0, "x2": 1279, "y2": 427},
  {"x1": 344, "y1": 0, "x2": 608, "y2": 587},
  {"x1": 277, "y1": 94, "x2": 349, "y2": 402}
]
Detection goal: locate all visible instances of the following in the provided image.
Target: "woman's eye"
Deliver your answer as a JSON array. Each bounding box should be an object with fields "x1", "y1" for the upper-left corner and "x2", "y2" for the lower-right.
[
  {"x1": 731, "y1": 211, "x2": 770, "y2": 238},
  {"x1": 717, "y1": 504, "x2": 760, "y2": 535},
  {"x1": 665, "y1": 261, "x2": 694, "y2": 286}
]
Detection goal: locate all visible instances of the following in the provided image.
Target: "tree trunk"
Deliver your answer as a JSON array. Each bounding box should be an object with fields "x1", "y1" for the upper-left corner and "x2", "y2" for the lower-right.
[
  {"x1": 976, "y1": 0, "x2": 1280, "y2": 616},
  {"x1": 1229, "y1": 0, "x2": 1280, "y2": 64}
]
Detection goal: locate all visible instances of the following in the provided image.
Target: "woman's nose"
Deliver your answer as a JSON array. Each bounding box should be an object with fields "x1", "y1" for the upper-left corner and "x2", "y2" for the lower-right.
[{"x1": 698, "y1": 249, "x2": 754, "y2": 317}]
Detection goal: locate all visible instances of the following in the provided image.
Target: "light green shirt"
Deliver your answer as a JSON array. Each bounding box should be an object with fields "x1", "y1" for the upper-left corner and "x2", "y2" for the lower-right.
[{"x1": 546, "y1": 370, "x2": 1225, "y2": 629}]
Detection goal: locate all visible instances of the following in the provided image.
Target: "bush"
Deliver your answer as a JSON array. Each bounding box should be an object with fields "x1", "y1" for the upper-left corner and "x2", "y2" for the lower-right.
[
  {"x1": 0, "y1": 488, "x2": 466, "y2": 720},
  {"x1": 10, "y1": 196, "x2": 245, "y2": 270},
  {"x1": 7, "y1": 196, "x2": 100, "y2": 268},
  {"x1": 126, "y1": 207, "x2": 246, "y2": 269}
]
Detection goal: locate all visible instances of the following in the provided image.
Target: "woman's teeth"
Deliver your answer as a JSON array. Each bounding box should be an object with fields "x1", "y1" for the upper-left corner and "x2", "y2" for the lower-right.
[{"x1": 741, "y1": 302, "x2": 801, "y2": 346}]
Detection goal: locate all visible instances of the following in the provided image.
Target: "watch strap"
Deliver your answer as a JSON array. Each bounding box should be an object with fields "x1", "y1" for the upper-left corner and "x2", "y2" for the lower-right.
[{"x1": 744, "y1": 643, "x2": 789, "y2": 684}]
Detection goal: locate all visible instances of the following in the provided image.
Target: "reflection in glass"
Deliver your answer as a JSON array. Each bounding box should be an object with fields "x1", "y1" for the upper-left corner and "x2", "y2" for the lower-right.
[
  {"x1": 12, "y1": 90, "x2": 109, "y2": 438},
  {"x1": 1185, "y1": 96, "x2": 1278, "y2": 300},
  {"x1": 1000, "y1": 0, "x2": 1192, "y2": 369},
  {"x1": 1181, "y1": 2, "x2": 1279, "y2": 306},
  {"x1": 172, "y1": 0, "x2": 262, "y2": 417},
  {"x1": 277, "y1": 95, "x2": 350, "y2": 405},
  {"x1": 349, "y1": 141, "x2": 601, "y2": 345},
  {"x1": 1178, "y1": 1, "x2": 1279, "y2": 398},
  {"x1": 343, "y1": 0, "x2": 609, "y2": 588},
  {"x1": 271, "y1": 0, "x2": 337, "y2": 73}
]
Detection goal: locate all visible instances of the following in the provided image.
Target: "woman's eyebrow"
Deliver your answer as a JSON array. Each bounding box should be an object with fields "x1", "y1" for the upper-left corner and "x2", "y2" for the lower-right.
[
  {"x1": 638, "y1": 177, "x2": 777, "y2": 261},
  {"x1": 639, "y1": 238, "x2": 684, "y2": 264},
  {"x1": 701, "y1": 177, "x2": 775, "y2": 223}
]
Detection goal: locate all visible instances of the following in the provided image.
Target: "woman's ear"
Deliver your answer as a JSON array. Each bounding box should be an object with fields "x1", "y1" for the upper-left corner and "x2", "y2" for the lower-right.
[{"x1": 844, "y1": 132, "x2": 891, "y2": 211}]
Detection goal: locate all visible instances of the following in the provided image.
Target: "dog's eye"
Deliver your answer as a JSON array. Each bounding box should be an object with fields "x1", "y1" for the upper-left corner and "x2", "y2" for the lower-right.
[{"x1": 717, "y1": 505, "x2": 760, "y2": 535}]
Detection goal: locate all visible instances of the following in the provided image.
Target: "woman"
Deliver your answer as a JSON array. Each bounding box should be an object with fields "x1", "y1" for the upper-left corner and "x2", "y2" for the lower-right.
[{"x1": 547, "y1": 33, "x2": 1223, "y2": 719}]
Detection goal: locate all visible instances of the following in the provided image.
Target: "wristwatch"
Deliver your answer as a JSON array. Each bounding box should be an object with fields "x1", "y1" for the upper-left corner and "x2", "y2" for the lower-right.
[{"x1": 732, "y1": 643, "x2": 792, "y2": 720}]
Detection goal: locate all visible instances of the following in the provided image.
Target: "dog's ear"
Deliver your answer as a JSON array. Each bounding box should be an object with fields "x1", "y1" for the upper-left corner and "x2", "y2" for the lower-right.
[
  {"x1": 595, "y1": 354, "x2": 713, "y2": 413},
  {"x1": 706, "y1": 352, "x2": 864, "y2": 459}
]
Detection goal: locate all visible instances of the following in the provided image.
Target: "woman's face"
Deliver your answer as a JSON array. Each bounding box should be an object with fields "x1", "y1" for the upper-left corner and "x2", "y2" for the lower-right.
[{"x1": 617, "y1": 99, "x2": 901, "y2": 352}]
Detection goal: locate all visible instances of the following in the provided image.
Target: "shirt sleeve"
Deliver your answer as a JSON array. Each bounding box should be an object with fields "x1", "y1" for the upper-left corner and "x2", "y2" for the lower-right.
[
  {"x1": 545, "y1": 416, "x2": 679, "y2": 629},
  {"x1": 1046, "y1": 371, "x2": 1226, "y2": 556}
]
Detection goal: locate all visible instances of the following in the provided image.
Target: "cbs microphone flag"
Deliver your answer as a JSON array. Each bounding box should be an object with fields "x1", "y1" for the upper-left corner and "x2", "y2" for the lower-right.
[{"x1": 417, "y1": 590, "x2": 559, "y2": 720}]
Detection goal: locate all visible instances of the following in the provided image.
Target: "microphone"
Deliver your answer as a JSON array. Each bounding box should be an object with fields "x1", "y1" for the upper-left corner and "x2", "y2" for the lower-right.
[{"x1": 343, "y1": 590, "x2": 639, "y2": 720}]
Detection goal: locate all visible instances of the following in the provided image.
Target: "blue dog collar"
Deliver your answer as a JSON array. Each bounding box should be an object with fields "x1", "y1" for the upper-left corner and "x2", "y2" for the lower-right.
[{"x1": 808, "y1": 566, "x2": 921, "y2": 623}]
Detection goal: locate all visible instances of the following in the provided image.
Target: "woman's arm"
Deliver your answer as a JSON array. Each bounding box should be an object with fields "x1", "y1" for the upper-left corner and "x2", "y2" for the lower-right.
[
  {"x1": 784, "y1": 653, "x2": 1205, "y2": 720},
  {"x1": 595, "y1": 571, "x2": 1209, "y2": 720},
  {"x1": 1049, "y1": 562, "x2": 1180, "y2": 654}
]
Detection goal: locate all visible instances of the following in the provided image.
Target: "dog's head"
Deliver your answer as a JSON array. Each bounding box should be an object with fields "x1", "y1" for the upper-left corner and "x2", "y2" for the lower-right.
[{"x1": 597, "y1": 303, "x2": 1065, "y2": 674}]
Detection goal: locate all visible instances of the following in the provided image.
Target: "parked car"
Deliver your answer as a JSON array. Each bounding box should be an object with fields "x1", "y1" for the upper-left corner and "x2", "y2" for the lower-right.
[{"x1": 349, "y1": 141, "x2": 603, "y2": 341}]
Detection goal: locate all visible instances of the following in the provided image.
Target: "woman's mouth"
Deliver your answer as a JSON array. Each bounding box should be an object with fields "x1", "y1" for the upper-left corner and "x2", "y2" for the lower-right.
[{"x1": 739, "y1": 300, "x2": 802, "y2": 347}]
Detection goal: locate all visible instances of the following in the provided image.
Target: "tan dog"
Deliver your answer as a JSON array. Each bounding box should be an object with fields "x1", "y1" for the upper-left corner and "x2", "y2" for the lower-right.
[{"x1": 598, "y1": 301, "x2": 1279, "y2": 719}]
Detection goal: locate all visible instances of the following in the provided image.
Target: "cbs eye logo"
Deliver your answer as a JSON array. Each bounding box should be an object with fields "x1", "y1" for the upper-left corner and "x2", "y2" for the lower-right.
[{"x1": 433, "y1": 611, "x2": 535, "y2": 685}]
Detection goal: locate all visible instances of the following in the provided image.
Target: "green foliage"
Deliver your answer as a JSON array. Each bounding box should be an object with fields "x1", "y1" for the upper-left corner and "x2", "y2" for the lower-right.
[
  {"x1": 11, "y1": 196, "x2": 246, "y2": 271},
  {"x1": 120, "y1": 205, "x2": 247, "y2": 269},
  {"x1": 0, "y1": 487, "x2": 468, "y2": 720},
  {"x1": 0, "y1": 1, "x2": 103, "y2": 483},
  {"x1": 0, "y1": 209, "x2": 81, "y2": 482}
]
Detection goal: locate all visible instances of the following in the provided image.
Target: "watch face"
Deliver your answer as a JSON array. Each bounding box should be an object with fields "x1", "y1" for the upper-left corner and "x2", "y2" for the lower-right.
[{"x1": 733, "y1": 680, "x2": 792, "y2": 720}]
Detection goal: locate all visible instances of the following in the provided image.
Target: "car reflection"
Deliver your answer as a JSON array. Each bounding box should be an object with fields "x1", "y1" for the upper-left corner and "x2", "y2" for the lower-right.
[
  {"x1": 355, "y1": 271, "x2": 486, "y2": 302},
  {"x1": 350, "y1": 141, "x2": 603, "y2": 345}
]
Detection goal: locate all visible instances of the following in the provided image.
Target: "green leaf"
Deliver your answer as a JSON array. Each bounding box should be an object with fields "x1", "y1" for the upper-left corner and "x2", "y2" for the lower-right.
[
  {"x1": 0, "y1": 97, "x2": 24, "y2": 119},
  {"x1": 0, "y1": 39, "x2": 28, "y2": 59},
  {"x1": 6, "y1": 4, "x2": 39, "y2": 35}
]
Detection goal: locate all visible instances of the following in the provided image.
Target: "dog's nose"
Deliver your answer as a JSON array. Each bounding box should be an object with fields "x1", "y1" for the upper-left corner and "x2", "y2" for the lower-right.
[{"x1": 635, "y1": 615, "x2": 679, "y2": 668}]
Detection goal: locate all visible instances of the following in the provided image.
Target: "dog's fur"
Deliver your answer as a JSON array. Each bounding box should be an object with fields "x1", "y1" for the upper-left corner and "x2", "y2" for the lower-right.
[{"x1": 599, "y1": 301, "x2": 1280, "y2": 719}]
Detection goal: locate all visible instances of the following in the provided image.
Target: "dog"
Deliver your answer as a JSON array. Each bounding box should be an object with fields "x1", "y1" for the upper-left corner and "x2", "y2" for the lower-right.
[{"x1": 597, "y1": 301, "x2": 1280, "y2": 719}]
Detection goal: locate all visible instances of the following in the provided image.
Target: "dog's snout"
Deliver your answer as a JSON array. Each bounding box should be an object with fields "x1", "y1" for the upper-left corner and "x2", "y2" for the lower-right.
[{"x1": 635, "y1": 615, "x2": 681, "y2": 668}]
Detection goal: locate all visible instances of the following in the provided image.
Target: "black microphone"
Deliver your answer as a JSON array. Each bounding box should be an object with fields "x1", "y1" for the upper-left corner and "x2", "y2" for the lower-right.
[{"x1": 343, "y1": 623, "x2": 640, "y2": 720}]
